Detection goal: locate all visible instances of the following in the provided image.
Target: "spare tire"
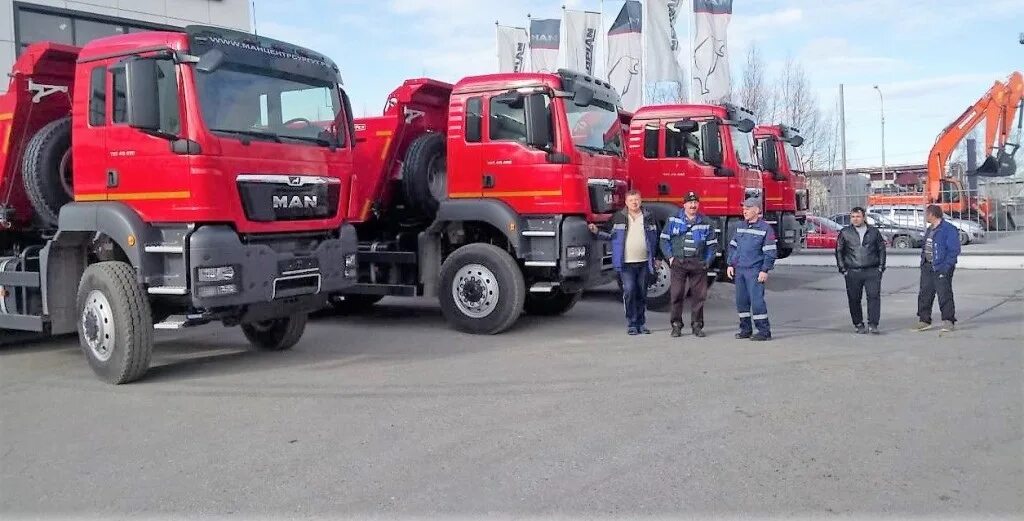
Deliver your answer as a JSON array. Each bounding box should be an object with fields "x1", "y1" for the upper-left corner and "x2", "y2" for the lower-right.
[
  {"x1": 22, "y1": 117, "x2": 73, "y2": 227},
  {"x1": 401, "y1": 132, "x2": 446, "y2": 217}
]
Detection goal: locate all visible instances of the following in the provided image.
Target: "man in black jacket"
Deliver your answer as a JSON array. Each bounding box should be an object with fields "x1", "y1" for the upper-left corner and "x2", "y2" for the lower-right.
[{"x1": 835, "y1": 207, "x2": 887, "y2": 334}]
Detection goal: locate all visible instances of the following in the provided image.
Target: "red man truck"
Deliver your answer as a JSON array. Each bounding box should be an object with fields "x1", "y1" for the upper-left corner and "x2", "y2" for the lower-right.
[
  {"x1": 753, "y1": 124, "x2": 809, "y2": 258},
  {"x1": 331, "y1": 69, "x2": 628, "y2": 334},
  {"x1": 623, "y1": 103, "x2": 762, "y2": 309},
  {"x1": 0, "y1": 27, "x2": 358, "y2": 383}
]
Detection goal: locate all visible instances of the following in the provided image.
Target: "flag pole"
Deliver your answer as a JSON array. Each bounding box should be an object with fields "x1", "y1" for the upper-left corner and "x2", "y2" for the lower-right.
[
  {"x1": 640, "y1": 0, "x2": 647, "y2": 106},
  {"x1": 687, "y1": 0, "x2": 694, "y2": 102}
]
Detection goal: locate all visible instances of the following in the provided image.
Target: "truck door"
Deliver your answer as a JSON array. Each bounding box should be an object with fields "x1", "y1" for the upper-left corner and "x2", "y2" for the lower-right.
[
  {"x1": 658, "y1": 120, "x2": 720, "y2": 208},
  {"x1": 447, "y1": 96, "x2": 484, "y2": 199},
  {"x1": 72, "y1": 65, "x2": 110, "y2": 198},
  {"x1": 104, "y1": 58, "x2": 190, "y2": 219},
  {"x1": 480, "y1": 93, "x2": 562, "y2": 213}
]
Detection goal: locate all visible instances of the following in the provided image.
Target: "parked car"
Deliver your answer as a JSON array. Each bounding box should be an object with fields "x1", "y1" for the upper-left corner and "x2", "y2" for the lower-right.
[
  {"x1": 828, "y1": 212, "x2": 926, "y2": 249},
  {"x1": 868, "y1": 205, "x2": 986, "y2": 245},
  {"x1": 804, "y1": 215, "x2": 842, "y2": 249}
]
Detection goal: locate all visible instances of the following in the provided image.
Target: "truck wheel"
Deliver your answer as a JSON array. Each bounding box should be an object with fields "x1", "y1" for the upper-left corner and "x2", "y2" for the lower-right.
[
  {"x1": 241, "y1": 313, "x2": 307, "y2": 351},
  {"x1": 645, "y1": 262, "x2": 671, "y2": 312},
  {"x1": 958, "y1": 231, "x2": 970, "y2": 246},
  {"x1": 76, "y1": 261, "x2": 153, "y2": 385},
  {"x1": 524, "y1": 290, "x2": 582, "y2": 316},
  {"x1": 892, "y1": 235, "x2": 913, "y2": 249},
  {"x1": 22, "y1": 117, "x2": 72, "y2": 227},
  {"x1": 328, "y1": 294, "x2": 384, "y2": 313},
  {"x1": 402, "y1": 132, "x2": 446, "y2": 217},
  {"x1": 776, "y1": 245, "x2": 794, "y2": 260},
  {"x1": 439, "y1": 243, "x2": 525, "y2": 334}
]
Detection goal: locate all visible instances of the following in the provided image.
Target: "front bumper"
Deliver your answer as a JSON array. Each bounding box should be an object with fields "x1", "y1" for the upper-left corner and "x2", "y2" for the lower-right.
[
  {"x1": 186, "y1": 224, "x2": 358, "y2": 314},
  {"x1": 558, "y1": 216, "x2": 616, "y2": 291}
]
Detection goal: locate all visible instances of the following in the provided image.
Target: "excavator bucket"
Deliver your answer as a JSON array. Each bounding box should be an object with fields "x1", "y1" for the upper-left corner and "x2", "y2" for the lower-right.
[{"x1": 974, "y1": 146, "x2": 1018, "y2": 177}]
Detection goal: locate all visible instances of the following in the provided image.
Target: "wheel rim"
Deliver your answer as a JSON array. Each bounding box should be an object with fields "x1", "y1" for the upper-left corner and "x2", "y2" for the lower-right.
[
  {"x1": 81, "y1": 290, "x2": 115, "y2": 362},
  {"x1": 452, "y1": 263, "x2": 499, "y2": 319},
  {"x1": 59, "y1": 149, "x2": 73, "y2": 199},
  {"x1": 427, "y1": 154, "x2": 447, "y2": 201},
  {"x1": 895, "y1": 238, "x2": 910, "y2": 248},
  {"x1": 647, "y1": 262, "x2": 670, "y2": 299},
  {"x1": 249, "y1": 319, "x2": 279, "y2": 332}
]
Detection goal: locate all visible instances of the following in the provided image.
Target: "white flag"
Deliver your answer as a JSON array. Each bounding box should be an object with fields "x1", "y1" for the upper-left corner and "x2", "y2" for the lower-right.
[
  {"x1": 530, "y1": 19, "x2": 561, "y2": 73},
  {"x1": 496, "y1": 25, "x2": 529, "y2": 73},
  {"x1": 692, "y1": 0, "x2": 733, "y2": 103},
  {"x1": 564, "y1": 10, "x2": 601, "y2": 76},
  {"x1": 645, "y1": 0, "x2": 685, "y2": 84},
  {"x1": 607, "y1": 1, "x2": 643, "y2": 110}
]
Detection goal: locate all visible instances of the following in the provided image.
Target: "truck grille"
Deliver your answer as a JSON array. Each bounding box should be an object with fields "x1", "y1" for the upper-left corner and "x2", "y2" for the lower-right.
[
  {"x1": 587, "y1": 178, "x2": 627, "y2": 214},
  {"x1": 236, "y1": 175, "x2": 340, "y2": 222}
]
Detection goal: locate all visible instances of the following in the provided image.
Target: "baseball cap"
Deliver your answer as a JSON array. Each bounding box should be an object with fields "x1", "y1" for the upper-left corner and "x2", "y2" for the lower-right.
[{"x1": 684, "y1": 191, "x2": 699, "y2": 203}]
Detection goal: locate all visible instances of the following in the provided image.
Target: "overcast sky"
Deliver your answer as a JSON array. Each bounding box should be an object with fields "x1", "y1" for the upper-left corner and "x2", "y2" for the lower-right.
[{"x1": 255, "y1": 0, "x2": 1022, "y2": 168}]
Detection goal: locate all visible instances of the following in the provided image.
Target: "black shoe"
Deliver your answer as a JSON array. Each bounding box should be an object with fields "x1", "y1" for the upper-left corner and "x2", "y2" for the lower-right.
[
  {"x1": 627, "y1": 327, "x2": 639, "y2": 336},
  {"x1": 670, "y1": 324, "x2": 682, "y2": 338},
  {"x1": 735, "y1": 331, "x2": 752, "y2": 339},
  {"x1": 868, "y1": 325, "x2": 880, "y2": 335},
  {"x1": 640, "y1": 327, "x2": 652, "y2": 335},
  {"x1": 750, "y1": 333, "x2": 772, "y2": 342},
  {"x1": 855, "y1": 324, "x2": 868, "y2": 334},
  {"x1": 692, "y1": 328, "x2": 706, "y2": 338}
]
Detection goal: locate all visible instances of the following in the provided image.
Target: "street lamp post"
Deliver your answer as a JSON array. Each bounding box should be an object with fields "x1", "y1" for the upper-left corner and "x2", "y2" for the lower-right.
[{"x1": 873, "y1": 85, "x2": 887, "y2": 184}]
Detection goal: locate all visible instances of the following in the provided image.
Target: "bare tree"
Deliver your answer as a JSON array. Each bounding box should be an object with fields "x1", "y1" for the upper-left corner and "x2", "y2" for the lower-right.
[
  {"x1": 769, "y1": 56, "x2": 833, "y2": 171},
  {"x1": 643, "y1": 82, "x2": 686, "y2": 105},
  {"x1": 735, "y1": 44, "x2": 771, "y2": 121}
]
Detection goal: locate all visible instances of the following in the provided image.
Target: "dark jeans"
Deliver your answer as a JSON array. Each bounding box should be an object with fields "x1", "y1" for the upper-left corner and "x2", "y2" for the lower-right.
[
  {"x1": 620, "y1": 262, "x2": 649, "y2": 329},
  {"x1": 845, "y1": 268, "x2": 882, "y2": 327},
  {"x1": 669, "y1": 258, "x2": 707, "y2": 327},
  {"x1": 918, "y1": 264, "x2": 956, "y2": 324}
]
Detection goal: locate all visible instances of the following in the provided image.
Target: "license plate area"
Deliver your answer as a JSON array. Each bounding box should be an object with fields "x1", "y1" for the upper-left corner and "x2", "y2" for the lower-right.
[{"x1": 272, "y1": 273, "x2": 321, "y2": 299}]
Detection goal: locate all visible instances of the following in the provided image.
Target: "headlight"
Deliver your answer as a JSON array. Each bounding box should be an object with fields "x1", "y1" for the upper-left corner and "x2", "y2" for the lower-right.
[
  {"x1": 566, "y1": 246, "x2": 587, "y2": 259},
  {"x1": 345, "y1": 254, "x2": 358, "y2": 268},
  {"x1": 197, "y1": 266, "x2": 236, "y2": 282}
]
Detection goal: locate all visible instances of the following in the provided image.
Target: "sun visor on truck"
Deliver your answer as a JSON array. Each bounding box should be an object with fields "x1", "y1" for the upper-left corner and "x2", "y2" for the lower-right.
[
  {"x1": 186, "y1": 25, "x2": 341, "y2": 84},
  {"x1": 557, "y1": 69, "x2": 622, "y2": 109}
]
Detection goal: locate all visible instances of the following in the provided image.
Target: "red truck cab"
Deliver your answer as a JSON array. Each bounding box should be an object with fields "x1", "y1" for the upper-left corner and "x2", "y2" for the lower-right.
[
  {"x1": 623, "y1": 103, "x2": 762, "y2": 308},
  {"x1": 338, "y1": 69, "x2": 628, "y2": 334},
  {"x1": 1, "y1": 27, "x2": 358, "y2": 383},
  {"x1": 753, "y1": 124, "x2": 809, "y2": 258}
]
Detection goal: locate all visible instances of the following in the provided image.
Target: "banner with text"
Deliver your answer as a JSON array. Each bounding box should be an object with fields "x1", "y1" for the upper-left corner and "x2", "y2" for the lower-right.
[
  {"x1": 530, "y1": 18, "x2": 561, "y2": 73},
  {"x1": 497, "y1": 24, "x2": 529, "y2": 73},
  {"x1": 564, "y1": 9, "x2": 601, "y2": 76},
  {"x1": 645, "y1": 0, "x2": 685, "y2": 85}
]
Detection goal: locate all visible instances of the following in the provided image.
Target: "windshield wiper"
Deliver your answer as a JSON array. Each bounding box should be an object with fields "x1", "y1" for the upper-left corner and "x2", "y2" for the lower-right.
[
  {"x1": 280, "y1": 134, "x2": 337, "y2": 148},
  {"x1": 209, "y1": 128, "x2": 282, "y2": 143},
  {"x1": 576, "y1": 144, "x2": 620, "y2": 156}
]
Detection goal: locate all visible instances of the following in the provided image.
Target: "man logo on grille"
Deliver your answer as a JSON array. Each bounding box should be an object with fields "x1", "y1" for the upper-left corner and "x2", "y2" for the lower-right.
[{"x1": 288, "y1": 176, "x2": 302, "y2": 186}]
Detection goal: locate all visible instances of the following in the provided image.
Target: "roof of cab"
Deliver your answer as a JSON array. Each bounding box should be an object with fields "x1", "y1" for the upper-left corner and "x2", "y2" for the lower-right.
[
  {"x1": 631, "y1": 104, "x2": 728, "y2": 121},
  {"x1": 452, "y1": 72, "x2": 562, "y2": 95},
  {"x1": 77, "y1": 30, "x2": 188, "y2": 63}
]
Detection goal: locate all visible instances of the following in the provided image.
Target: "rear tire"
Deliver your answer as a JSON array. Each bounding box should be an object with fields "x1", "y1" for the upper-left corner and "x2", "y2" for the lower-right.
[
  {"x1": 892, "y1": 235, "x2": 913, "y2": 249},
  {"x1": 76, "y1": 261, "x2": 153, "y2": 385},
  {"x1": 402, "y1": 132, "x2": 446, "y2": 218},
  {"x1": 776, "y1": 245, "x2": 794, "y2": 260},
  {"x1": 524, "y1": 290, "x2": 582, "y2": 316},
  {"x1": 439, "y1": 243, "x2": 525, "y2": 334},
  {"x1": 645, "y1": 261, "x2": 671, "y2": 312},
  {"x1": 242, "y1": 313, "x2": 307, "y2": 351},
  {"x1": 22, "y1": 117, "x2": 72, "y2": 227},
  {"x1": 958, "y1": 231, "x2": 970, "y2": 246},
  {"x1": 328, "y1": 294, "x2": 384, "y2": 313}
]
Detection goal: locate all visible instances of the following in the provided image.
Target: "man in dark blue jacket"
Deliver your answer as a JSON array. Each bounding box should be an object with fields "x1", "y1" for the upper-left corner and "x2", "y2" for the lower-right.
[
  {"x1": 727, "y1": 197, "x2": 777, "y2": 341},
  {"x1": 660, "y1": 191, "x2": 718, "y2": 338},
  {"x1": 915, "y1": 204, "x2": 961, "y2": 332},
  {"x1": 590, "y1": 190, "x2": 660, "y2": 335}
]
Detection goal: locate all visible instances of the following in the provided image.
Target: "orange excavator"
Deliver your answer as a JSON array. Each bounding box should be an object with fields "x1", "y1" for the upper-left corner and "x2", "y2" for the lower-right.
[{"x1": 869, "y1": 71, "x2": 1022, "y2": 230}]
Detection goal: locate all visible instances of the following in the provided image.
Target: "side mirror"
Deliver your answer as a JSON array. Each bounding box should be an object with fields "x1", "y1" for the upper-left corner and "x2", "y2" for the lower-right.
[
  {"x1": 196, "y1": 49, "x2": 225, "y2": 73},
  {"x1": 702, "y1": 120, "x2": 723, "y2": 167},
  {"x1": 760, "y1": 138, "x2": 779, "y2": 173},
  {"x1": 673, "y1": 119, "x2": 698, "y2": 133},
  {"x1": 573, "y1": 85, "x2": 595, "y2": 107},
  {"x1": 524, "y1": 93, "x2": 552, "y2": 149},
  {"x1": 736, "y1": 118, "x2": 755, "y2": 133},
  {"x1": 125, "y1": 59, "x2": 160, "y2": 131},
  {"x1": 494, "y1": 90, "x2": 524, "y2": 109},
  {"x1": 789, "y1": 135, "x2": 805, "y2": 147}
]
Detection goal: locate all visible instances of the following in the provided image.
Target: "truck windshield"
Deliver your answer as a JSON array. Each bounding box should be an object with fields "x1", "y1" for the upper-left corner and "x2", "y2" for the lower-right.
[
  {"x1": 783, "y1": 141, "x2": 804, "y2": 172},
  {"x1": 566, "y1": 101, "x2": 624, "y2": 156},
  {"x1": 730, "y1": 126, "x2": 757, "y2": 168},
  {"x1": 195, "y1": 65, "x2": 343, "y2": 147}
]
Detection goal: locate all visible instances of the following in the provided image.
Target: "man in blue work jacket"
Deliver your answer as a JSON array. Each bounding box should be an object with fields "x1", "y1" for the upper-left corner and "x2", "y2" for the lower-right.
[
  {"x1": 660, "y1": 191, "x2": 718, "y2": 338},
  {"x1": 915, "y1": 204, "x2": 961, "y2": 332},
  {"x1": 727, "y1": 197, "x2": 778, "y2": 341},
  {"x1": 589, "y1": 190, "x2": 660, "y2": 335}
]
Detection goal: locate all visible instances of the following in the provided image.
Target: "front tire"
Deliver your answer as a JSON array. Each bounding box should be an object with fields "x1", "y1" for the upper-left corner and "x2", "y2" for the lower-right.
[
  {"x1": 76, "y1": 261, "x2": 153, "y2": 384},
  {"x1": 646, "y1": 261, "x2": 671, "y2": 312},
  {"x1": 439, "y1": 243, "x2": 525, "y2": 334},
  {"x1": 958, "y1": 231, "x2": 970, "y2": 246},
  {"x1": 524, "y1": 290, "x2": 582, "y2": 316},
  {"x1": 241, "y1": 313, "x2": 307, "y2": 351}
]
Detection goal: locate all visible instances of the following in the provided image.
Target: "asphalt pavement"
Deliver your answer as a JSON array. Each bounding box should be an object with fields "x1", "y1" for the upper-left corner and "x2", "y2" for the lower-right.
[{"x1": 1, "y1": 266, "x2": 1022, "y2": 518}]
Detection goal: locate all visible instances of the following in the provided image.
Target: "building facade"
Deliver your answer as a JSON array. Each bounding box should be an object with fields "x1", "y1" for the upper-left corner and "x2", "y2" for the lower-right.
[{"x1": 1, "y1": 0, "x2": 251, "y2": 91}]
